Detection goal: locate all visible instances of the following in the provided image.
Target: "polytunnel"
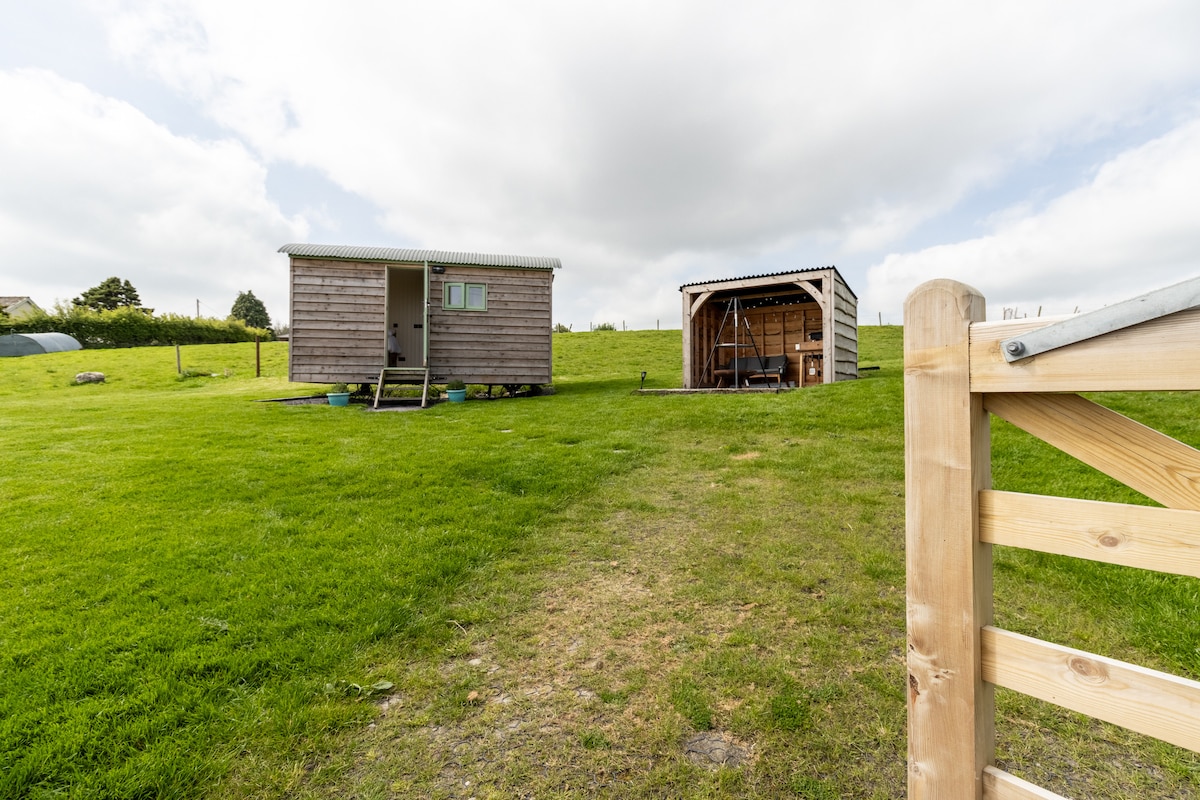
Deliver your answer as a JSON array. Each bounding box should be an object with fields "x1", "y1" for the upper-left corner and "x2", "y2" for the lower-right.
[{"x1": 0, "y1": 332, "x2": 83, "y2": 357}]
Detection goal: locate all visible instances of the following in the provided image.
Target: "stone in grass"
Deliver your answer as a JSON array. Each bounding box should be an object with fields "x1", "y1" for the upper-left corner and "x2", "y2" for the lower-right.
[
  {"x1": 74, "y1": 372, "x2": 105, "y2": 384},
  {"x1": 683, "y1": 731, "x2": 753, "y2": 768}
]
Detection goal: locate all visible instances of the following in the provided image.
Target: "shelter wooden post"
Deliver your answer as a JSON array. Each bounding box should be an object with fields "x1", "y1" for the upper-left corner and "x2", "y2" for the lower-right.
[
  {"x1": 682, "y1": 288, "x2": 694, "y2": 389},
  {"x1": 904, "y1": 279, "x2": 992, "y2": 798}
]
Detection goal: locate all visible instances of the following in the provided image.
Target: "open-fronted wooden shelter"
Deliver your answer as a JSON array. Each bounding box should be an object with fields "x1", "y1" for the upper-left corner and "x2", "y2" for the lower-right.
[
  {"x1": 281, "y1": 244, "x2": 560, "y2": 402},
  {"x1": 680, "y1": 268, "x2": 857, "y2": 389}
]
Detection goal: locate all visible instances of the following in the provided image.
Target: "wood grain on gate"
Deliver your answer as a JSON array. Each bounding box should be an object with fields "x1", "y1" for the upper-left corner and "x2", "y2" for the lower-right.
[{"x1": 905, "y1": 281, "x2": 1200, "y2": 799}]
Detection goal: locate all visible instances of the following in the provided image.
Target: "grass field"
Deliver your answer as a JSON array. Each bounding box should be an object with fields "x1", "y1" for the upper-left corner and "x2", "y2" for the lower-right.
[{"x1": 2, "y1": 330, "x2": 1199, "y2": 799}]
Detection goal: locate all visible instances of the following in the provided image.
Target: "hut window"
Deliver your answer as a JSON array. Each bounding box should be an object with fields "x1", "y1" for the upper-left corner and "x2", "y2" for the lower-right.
[{"x1": 444, "y1": 282, "x2": 487, "y2": 311}]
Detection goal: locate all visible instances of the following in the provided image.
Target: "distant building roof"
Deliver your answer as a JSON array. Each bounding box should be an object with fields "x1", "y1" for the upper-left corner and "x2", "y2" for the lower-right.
[
  {"x1": 278, "y1": 243, "x2": 561, "y2": 271},
  {"x1": 0, "y1": 296, "x2": 44, "y2": 319}
]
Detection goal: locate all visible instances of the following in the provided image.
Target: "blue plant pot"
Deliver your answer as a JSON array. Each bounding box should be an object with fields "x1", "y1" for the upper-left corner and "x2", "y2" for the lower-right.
[
  {"x1": 447, "y1": 389, "x2": 467, "y2": 403},
  {"x1": 327, "y1": 392, "x2": 351, "y2": 406}
]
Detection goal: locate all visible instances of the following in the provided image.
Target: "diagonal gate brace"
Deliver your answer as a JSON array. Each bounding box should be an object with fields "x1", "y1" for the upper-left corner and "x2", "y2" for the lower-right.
[{"x1": 1001, "y1": 275, "x2": 1200, "y2": 362}]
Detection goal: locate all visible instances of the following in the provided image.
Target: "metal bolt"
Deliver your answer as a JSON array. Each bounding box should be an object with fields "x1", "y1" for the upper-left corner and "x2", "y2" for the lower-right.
[{"x1": 1005, "y1": 341, "x2": 1025, "y2": 356}]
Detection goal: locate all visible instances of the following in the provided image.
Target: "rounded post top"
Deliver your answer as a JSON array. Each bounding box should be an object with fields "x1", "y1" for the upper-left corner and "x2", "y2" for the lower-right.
[
  {"x1": 904, "y1": 279, "x2": 987, "y2": 329},
  {"x1": 904, "y1": 278, "x2": 985, "y2": 308}
]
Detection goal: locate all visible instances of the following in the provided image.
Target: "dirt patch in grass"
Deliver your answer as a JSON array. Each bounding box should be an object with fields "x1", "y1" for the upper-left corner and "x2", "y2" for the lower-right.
[
  {"x1": 357, "y1": 558, "x2": 717, "y2": 795},
  {"x1": 683, "y1": 731, "x2": 755, "y2": 768},
  {"x1": 327, "y1": 459, "x2": 810, "y2": 797}
]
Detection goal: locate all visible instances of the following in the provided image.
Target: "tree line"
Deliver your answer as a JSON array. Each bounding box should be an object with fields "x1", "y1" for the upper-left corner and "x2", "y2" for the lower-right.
[{"x1": 1, "y1": 277, "x2": 276, "y2": 348}]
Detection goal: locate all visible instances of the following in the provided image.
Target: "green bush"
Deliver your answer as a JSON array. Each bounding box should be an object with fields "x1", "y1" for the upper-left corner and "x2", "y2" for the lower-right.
[{"x1": 0, "y1": 307, "x2": 270, "y2": 348}]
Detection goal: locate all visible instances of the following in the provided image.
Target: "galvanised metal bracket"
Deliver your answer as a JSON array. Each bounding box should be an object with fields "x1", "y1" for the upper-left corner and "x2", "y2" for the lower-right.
[{"x1": 1001, "y1": 275, "x2": 1200, "y2": 362}]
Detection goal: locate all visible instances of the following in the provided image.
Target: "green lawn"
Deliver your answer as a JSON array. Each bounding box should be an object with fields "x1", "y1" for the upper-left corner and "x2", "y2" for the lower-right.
[{"x1": 2, "y1": 330, "x2": 1198, "y2": 798}]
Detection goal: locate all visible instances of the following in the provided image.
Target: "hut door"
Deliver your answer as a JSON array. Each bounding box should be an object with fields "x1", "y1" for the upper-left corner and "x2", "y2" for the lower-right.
[{"x1": 386, "y1": 267, "x2": 426, "y2": 366}]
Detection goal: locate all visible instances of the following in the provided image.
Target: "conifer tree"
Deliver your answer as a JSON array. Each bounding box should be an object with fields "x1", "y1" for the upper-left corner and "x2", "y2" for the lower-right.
[
  {"x1": 229, "y1": 290, "x2": 271, "y2": 329},
  {"x1": 73, "y1": 277, "x2": 143, "y2": 311}
]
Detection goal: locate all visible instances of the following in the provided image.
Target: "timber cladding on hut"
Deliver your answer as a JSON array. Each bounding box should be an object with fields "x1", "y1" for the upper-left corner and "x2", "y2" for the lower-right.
[
  {"x1": 279, "y1": 244, "x2": 560, "y2": 403},
  {"x1": 680, "y1": 268, "x2": 858, "y2": 389}
]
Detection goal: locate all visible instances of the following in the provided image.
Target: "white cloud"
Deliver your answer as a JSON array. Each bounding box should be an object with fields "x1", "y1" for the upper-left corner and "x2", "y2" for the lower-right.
[
  {"x1": 0, "y1": 1, "x2": 1192, "y2": 330},
  {"x1": 863, "y1": 115, "x2": 1200, "y2": 321},
  {"x1": 0, "y1": 68, "x2": 304, "y2": 319}
]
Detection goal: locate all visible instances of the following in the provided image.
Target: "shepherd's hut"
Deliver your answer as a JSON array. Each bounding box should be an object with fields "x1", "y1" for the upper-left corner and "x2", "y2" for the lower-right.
[
  {"x1": 280, "y1": 244, "x2": 559, "y2": 399},
  {"x1": 680, "y1": 268, "x2": 857, "y2": 389}
]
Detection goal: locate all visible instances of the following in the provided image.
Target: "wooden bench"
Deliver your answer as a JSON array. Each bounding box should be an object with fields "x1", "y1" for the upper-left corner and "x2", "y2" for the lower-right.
[{"x1": 713, "y1": 354, "x2": 789, "y2": 387}]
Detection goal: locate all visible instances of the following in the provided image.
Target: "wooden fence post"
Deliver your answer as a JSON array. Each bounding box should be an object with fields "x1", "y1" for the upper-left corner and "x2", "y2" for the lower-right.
[{"x1": 904, "y1": 279, "x2": 992, "y2": 798}]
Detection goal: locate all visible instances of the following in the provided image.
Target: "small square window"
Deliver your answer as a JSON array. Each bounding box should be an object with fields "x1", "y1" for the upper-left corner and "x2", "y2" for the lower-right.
[
  {"x1": 466, "y1": 284, "x2": 486, "y2": 310},
  {"x1": 444, "y1": 282, "x2": 487, "y2": 311}
]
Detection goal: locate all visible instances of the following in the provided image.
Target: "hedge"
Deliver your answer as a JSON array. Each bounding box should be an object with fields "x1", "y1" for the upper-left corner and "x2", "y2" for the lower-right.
[{"x1": 0, "y1": 308, "x2": 271, "y2": 349}]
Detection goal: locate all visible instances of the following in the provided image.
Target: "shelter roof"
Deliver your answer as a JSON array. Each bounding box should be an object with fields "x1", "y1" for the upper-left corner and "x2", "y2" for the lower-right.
[
  {"x1": 679, "y1": 266, "x2": 856, "y2": 299},
  {"x1": 279, "y1": 243, "x2": 561, "y2": 270}
]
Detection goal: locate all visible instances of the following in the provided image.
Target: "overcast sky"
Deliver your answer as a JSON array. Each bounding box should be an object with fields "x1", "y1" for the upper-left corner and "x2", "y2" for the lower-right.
[{"x1": 3, "y1": 1, "x2": 1200, "y2": 329}]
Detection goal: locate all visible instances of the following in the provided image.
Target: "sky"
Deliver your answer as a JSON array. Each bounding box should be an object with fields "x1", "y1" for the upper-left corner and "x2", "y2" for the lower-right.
[{"x1": 3, "y1": 1, "x2": 1200, "y2": 330}]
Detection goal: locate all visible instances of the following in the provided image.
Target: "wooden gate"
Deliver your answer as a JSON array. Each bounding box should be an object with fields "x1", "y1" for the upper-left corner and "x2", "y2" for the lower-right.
[{"x1": 904, "y1": 278, "x2": 1200, "y2": 798}]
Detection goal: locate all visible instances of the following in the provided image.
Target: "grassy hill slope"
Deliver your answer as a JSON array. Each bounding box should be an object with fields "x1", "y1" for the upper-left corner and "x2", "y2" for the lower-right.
[{"x1": 1, "y1": 329, "x2": 1197, "y2": 799}]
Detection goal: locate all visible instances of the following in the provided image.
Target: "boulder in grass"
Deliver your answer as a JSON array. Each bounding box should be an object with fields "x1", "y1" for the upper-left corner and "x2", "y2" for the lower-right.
[{"x1": 74, "y1": 372, "x2": 106, "y2": 384}]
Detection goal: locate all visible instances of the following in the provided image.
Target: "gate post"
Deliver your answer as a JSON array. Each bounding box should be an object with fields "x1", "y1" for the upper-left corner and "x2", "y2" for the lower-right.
[{"x1": 904, "y1": 280, "x2": 992, "y2": 798}]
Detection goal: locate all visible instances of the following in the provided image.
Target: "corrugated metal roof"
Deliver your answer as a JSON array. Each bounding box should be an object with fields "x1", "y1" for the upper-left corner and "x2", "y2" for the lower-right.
[
  {"x1": 680, "y1": 267, "x2": 834, "y2": 289},
  {"x1": 680, "y1": 266, "x2": 856, "y2": 299},
  {"x1": 278, "y1": 243, "x2": 561, "y2": 270},
  {"x1": 0, "y1": 332, "x2": 82, "y2": 356}
]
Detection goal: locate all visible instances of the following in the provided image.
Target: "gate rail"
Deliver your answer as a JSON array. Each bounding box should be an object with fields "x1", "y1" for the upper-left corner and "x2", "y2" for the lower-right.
[{"x1": 904, "y1": 279, "x2": 1200, "y2": 799}]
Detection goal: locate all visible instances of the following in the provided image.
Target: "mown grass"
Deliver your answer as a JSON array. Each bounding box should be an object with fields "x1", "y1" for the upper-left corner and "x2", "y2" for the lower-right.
[
  {"x1": 2, "y1": 328, "x2": 1199, "y2": 799},
  {"x1": 2, "y1": 340, "x2": 650, "y2": 798}
]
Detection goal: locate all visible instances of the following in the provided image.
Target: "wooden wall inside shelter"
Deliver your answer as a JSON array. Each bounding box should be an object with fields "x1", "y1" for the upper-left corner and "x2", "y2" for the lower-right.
[
  {"x1": 699, "y1": 303, "x2": 826, "y2": 387},
  {"x1": 689, "y1": 302, "x2": 719, "y2": 386}
]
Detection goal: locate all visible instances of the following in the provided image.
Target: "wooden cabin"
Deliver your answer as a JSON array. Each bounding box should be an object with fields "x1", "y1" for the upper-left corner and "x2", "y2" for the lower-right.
[
  {"x1": 280, "y1": 244, "x2": 559, "y2": 394},
  {"x1": 680, "y1": 268, "x2": 857, "y2": 389}
]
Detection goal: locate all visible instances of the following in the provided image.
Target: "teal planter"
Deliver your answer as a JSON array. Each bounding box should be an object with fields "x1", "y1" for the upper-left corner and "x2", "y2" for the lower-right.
[
  {"x1": 327, "y1": 392, "x2": 351, "y2": 406},
  {"x1": 446, "y1": 389, "x2": 467, "y2": 403}
]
